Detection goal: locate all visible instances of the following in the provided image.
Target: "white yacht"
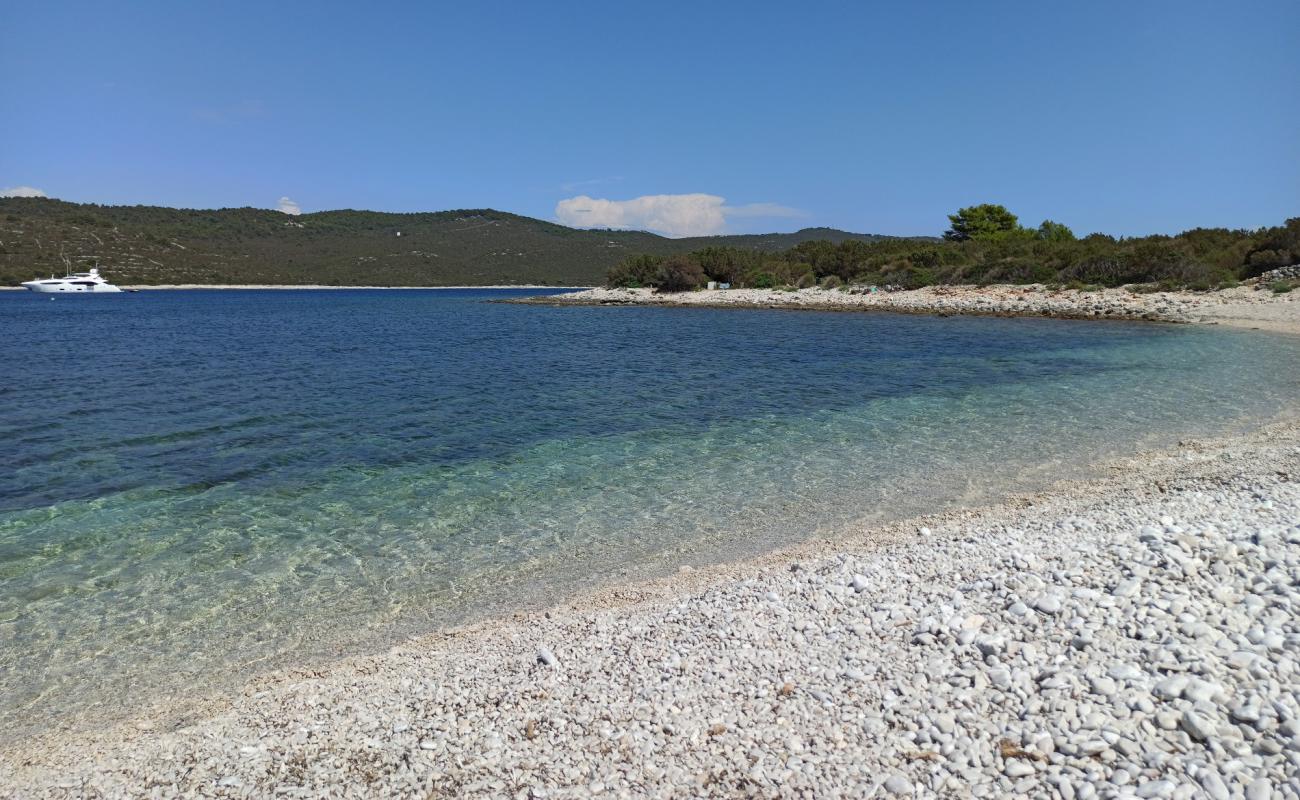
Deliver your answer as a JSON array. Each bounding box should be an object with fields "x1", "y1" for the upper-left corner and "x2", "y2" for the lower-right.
[{"x1": 22, "y1": 267, "x2": 123, "y2": 293}]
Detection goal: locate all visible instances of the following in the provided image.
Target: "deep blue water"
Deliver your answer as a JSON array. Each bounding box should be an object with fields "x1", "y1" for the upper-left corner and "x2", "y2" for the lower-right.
[
  {"x1": 1, "y1": 289, "x2": 1193, "y2": 513},
  {"x1": 1, "y1": 288, "x2": 1298, "y2": 735}
]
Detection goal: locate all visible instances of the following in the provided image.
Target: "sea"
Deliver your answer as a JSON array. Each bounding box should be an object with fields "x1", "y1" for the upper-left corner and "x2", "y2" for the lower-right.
[{"x1": 1, "y1": 288, "x2": 1297, "y2": 739}]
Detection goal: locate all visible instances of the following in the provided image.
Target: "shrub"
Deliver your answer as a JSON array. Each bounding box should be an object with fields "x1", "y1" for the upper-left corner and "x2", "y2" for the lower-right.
[
  {"x1": 607, "y1": 254, "x2": 662, "y2": 288},
  {"x1": 695, "y1": 246, "x2": 745, "y2": 283},
  {"x1": 473, "y1": 209, "x2": 1300, "y2": 290},
  {"x1": 654, "y1": 255, "x2": 706, "y2": 293},
  {"x1": 986, "y1": 260, "x2": 1058, "y2": 285},
  {"x1": 1271, "y1": 281, "x2": 1295, "y2": 294},
  {"x1": 1247, "y1": 249, "x2": 1291, "y2": 271},
  {"x1": 896, "y1": 266, "x2": 936, "y2": 289},
  {"x1": 1037, "y1": 220, "x2": 1076, "y2": 242}
]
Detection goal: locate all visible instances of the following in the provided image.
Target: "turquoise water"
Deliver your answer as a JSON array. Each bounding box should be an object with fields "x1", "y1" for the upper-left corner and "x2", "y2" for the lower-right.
[{"x1": 1, "y1": 289, "x2": 1298, "y2": 737}]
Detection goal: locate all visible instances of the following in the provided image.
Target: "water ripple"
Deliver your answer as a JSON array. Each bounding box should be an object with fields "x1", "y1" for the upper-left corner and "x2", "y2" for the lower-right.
[{"x1": 0, "y1": 288, "x2": 1297, "y2": 738}]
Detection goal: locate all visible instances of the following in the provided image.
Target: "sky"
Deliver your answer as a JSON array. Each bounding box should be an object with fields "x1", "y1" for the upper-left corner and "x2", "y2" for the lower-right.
[{"x1": 2, "y1": 0, "x2": 1296, "y2": 238}]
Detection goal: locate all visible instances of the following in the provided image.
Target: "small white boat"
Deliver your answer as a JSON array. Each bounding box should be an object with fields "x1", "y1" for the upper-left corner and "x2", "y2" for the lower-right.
[{"x1": 22, "y1": 267, "x2": 123, "y2": 293}]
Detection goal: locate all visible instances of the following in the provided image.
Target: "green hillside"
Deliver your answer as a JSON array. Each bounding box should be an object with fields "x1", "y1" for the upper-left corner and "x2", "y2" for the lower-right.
[{"x1": 0, "y1": 198, "x2": 898, "y2": 286}]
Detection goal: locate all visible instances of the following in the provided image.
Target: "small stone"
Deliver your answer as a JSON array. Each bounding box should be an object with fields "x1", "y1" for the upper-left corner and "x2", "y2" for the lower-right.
[
  {"x1": 1199, "y1": 771, "x2": 1230, "y2": 800},
  {"x1": 1108, "y1": 663, "x2": 1145, "y2": 682},
  {"x1": 1033, "y1": 594, "x2": 1063, "y2": 614},
  {"x1": 537, "y1": 646, "x2": 559, "y2": 667},
  {"x1": 989, "y1": 667, "x2": 1012, "y2": 690},
  {"x1": 1079, "y1": 740, "x2": 1110, "y2": 756},
  {"x1": 1180, "y1": 710, "x2": 1215, "y2": 742},
  {"x1": 1230, "y1": 704, "x2": 1261, "y2": 724},
  {"x1": 1184, "y1": 679, "x2": 1220, "y2": 703},
  {"x1": 1227, "y1": 651, "x2": 1257, "y2": 670},
  {"x1": 1113, "y1": 579, "x2": 1141, "y2": 598},
  {"x1": 1136, "y1": 779, "x2": 1176, "y2": 798},
  {"x1": 975, "y1": 635, "x2": 1006, "y2": 657},
  {"x1": 883, "y1": 774, "x2": 913, "y2": 795},
  {"x1": 1155, "y1": 711, "x2": 1180, "y2": 730},
  {"x1": 1244, "y1": 779, "x2": 1272, "y2": 800},
  {"x1": 1004, "y1": 760, "x2": 1036, "y2": 777},
  {"x1": 1153, "y1": 676, "x2": 1188, "y2": 700}
]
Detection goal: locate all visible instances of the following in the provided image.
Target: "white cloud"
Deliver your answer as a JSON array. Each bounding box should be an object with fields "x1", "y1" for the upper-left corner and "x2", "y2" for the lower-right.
[
  {"x1": 277, "y1": 196, "x2": 302, "y2": 215},
  {"x1": 555, "y1": 193, "x2": 807, "y2": 238},
  {"x1": 0, "y1": 185, "x2": 47, "y2": 198},
  {"x1": 557, "y1": 193, "x2": 726, "y2": 237}
]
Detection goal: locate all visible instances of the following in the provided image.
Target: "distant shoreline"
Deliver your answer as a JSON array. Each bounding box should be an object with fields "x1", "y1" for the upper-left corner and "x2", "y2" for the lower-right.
[
  {"x1": 2, "y1": 284, "x2": 592, "y2": 291},
  {"x1": 129, "y1": 284, "x2": 592, "y2": 290},
  {"x1": 515, "y1": 284, "x2": 1300, "y2": 335}
]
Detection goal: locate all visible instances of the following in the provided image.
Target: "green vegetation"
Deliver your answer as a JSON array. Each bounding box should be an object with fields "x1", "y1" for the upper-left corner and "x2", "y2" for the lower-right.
[
  {"x1": 655, "y1": 255, "x2": 707, "y2": 293},
  {"x1": 943, "y1": 204, "x2": 1024, "y2": 242},
  {"x1": 608, "y1": 208, "x2": 1300, "y2": 292},
  {"x1": 6, "y1": 198, "x2": 1293, "y2": 292},
  {"x1": 0, "y1": 198, "x2": 896, "y2": 287}
]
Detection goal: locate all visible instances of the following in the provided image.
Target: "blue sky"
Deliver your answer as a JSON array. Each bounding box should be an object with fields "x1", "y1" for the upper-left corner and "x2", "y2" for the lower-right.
[{"x1": 2, "y1": 0, "x2": 1296, "y2": 237}]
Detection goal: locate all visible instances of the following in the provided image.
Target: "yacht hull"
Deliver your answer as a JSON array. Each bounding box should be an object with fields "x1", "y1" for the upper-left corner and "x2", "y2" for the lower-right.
[{"x1": 22, "y1": 282, "x2": 123, "y2": 293}]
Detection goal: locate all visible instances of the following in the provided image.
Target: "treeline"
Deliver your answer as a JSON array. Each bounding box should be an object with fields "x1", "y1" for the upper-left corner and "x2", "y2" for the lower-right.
[
  {"x1": 0, "y1": 199, "x2": 642, "y2": 286},
  {"x1": 0, "y1": 198, "x2": 896, "y2": 287},
  {"x1": 608, "y1": 205, "x2": 1300, "y2": 292}
]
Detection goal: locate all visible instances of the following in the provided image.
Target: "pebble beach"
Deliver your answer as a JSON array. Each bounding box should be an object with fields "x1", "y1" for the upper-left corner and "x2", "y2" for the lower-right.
[
  {"x1": 519, "y1": 282, "x2": 1300, "y2": 335},
  {"x1": 4, "y1": 415, "x2": 1299, "y2": 798}
]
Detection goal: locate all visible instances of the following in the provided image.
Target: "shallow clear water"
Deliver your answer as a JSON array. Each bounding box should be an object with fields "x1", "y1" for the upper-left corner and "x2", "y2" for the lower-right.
[{"x1": 1, "y1": 288, "x2": 1298, "y2": 737}]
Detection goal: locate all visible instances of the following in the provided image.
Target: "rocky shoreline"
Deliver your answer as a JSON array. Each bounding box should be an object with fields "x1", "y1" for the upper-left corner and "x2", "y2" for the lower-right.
[
  {"x1": 513, "y1": 284, "x2": 1300, "y2": 335},
  {"x1": 4, "y1": 420, "x2": 1298, "y2": 798}
]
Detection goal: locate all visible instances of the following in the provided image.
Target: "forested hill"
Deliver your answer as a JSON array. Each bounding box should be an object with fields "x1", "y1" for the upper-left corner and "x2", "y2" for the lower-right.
[{"x1": 0, "y1": 198, "x2": 899, "y2": 286}]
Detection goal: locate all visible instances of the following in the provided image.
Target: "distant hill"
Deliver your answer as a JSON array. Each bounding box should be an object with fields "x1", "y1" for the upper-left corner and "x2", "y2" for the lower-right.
[{"x1": 0, "y1": 198, "x2": 907, "y2": 286}]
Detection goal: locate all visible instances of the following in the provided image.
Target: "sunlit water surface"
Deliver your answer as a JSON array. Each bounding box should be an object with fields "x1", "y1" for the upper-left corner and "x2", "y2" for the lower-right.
[{"x1": 1, "y1": 288, "x2": 1298, "y2": 739}]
